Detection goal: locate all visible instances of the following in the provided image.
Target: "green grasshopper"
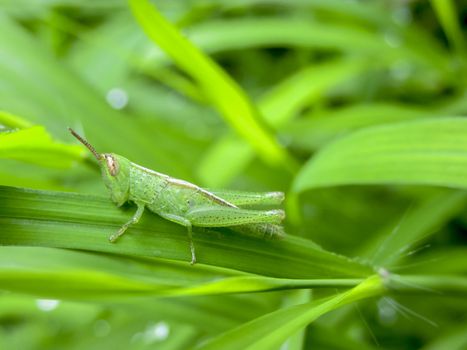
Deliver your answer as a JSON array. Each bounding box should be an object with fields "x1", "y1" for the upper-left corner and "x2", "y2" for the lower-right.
[{"x1": 69, "y1": 128, "x2": 285, "y2": 264}]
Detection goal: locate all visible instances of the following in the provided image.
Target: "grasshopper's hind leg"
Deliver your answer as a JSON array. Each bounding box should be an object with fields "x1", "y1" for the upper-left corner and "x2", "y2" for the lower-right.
[
  {"x1": 109, "y1": 203, "x2": 145, "y2": 242},
  {"x1": 158, "y1": 213, "x2": 196, "y2": 265},
  {"x1": 187, "y1": 206, "x2": 285, "y2": 227}
]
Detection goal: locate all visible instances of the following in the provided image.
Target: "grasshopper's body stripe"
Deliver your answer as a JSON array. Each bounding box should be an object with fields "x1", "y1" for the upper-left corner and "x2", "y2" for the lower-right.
[
  {"x1": 68, "y1": 128, "x2": 286, "y2": 264},
  {"x1": 208, "y1": 190, "x2": 285, "y2": 206},
  {"x1": 167, "y1": 177, "x2": 236, "y2": 208}
]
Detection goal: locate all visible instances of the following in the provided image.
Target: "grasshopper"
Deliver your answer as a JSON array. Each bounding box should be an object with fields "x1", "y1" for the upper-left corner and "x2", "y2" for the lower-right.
[{"x1": 69, "y1": 128, "x2": 285, "y2": 264}]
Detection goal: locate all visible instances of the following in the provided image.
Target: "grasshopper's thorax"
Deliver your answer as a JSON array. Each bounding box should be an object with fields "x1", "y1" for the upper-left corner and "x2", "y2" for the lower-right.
[{"x1": 100, "y1": 153, "x2": 130, "y2": 206}]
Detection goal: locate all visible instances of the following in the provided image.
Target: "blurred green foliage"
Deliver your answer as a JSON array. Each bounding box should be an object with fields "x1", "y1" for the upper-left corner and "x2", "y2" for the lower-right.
[{"x1": 0, "y1": 0, "x2": 466, "y2": 349}]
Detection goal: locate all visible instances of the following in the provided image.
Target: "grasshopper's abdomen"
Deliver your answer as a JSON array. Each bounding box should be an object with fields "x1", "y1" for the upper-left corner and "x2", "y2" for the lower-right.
[{"x1": 236, "y1": 223, "x2": 285, "y2": 239}]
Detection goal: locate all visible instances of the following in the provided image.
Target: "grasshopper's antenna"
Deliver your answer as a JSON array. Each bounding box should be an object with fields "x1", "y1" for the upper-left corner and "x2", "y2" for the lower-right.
[{"x1": 68, "y1": 128, "x2": 102, "y2": 160}]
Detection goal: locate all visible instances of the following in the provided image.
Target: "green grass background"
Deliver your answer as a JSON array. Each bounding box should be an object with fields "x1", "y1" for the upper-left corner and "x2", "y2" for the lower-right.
[{"x1": 0, "y1": 0, "x2": 466, "y2": 349}]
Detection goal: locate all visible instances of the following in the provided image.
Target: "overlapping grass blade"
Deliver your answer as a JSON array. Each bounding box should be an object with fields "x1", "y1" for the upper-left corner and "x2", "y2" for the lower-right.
[
  {"x1": 430, "y1": 0, "x2": 466, "y2": 54},
  {"x1": 196, "y1": 276, "x2": 384, "y2": 350},
  {"x1": 197, "y1": 59, "x2": 366, "y2": 187},
  {"x1": 143, "y1": 17, "x2": 449, "y2": 74},
  {"x1": 0, "y1": 247, "x2": 365, "y2": 299},
  {"x1": 0, "y1": 14, "x2": 190, "y2": 177},
  {"x1": 360, "y1": 189, "x2": 467, "y2": 266},
  {"x1": 0, "y1": 126, "x2": 84, "y2": 168},
  {"x1": 129, "y1": 0, "x2": 293, "y2": 169}
]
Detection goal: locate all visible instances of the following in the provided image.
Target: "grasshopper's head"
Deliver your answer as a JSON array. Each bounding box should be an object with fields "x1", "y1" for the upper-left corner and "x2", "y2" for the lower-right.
[
  {"x1": 99, "y1": 153, "x2": 130, "y2": 206},
  {"x1": 69, "y1": 128, "x2": 130, "y2": 206}
]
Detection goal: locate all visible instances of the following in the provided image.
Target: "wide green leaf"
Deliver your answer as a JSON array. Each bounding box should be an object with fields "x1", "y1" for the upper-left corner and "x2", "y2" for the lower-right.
[
  {"x1": 0, "y1": 186, "x2": 373, "y2": 279},
  {"x1": 294, "y1": 118, "x2": 467, "y2": 192}
]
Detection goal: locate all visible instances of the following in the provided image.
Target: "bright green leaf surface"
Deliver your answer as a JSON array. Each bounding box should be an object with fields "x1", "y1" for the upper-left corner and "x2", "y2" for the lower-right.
[
  {"x1": 0, "y1": 110, "x2": 33, "y2": 129},
  {"x1": 294, "y1": 118, "x2": 467, "y2": 192},
  {"x1": 0, "y1": 126, "x2": 84, "y2": 168}
]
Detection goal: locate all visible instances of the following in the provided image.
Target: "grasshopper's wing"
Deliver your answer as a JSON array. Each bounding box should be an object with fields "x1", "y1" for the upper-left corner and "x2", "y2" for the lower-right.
[{"x1": 207, "y1": 189, "x2": 284, "y2": 207}]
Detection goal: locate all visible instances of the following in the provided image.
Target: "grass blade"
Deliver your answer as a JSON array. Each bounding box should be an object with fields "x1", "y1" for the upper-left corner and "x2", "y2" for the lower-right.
[
  {"x1": 0, "y1": 111, "x2": 33, "y2": 129},
  {"x1": 0, "y1": 126, "x2": 84, "y2": 168},
  {"x1": 0, "y1": 186, "x2": 373, "y2": 279},
  {"x1": 430, "y1": 0, "x2": 465, "y2": 54},
  {"x1": 282, "y1": 103, "x2": 428, "y2": 151},
  {"x1": 361, "y1": 189, "x2": 467, "y2": 266},
  {"x1": 293, "y1": 118, "x2": 467, "y2": 192},
  {"x1": 0, "y1": 246, "x2": 366, "y2": 299}
]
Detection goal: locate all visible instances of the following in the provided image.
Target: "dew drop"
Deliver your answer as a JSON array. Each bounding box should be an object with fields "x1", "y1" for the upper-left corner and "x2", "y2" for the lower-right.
[
  {"x1": 384, "y1": 32, "x2": 402, "y2": 48},
  {"x1": 143, "y1": 321, "x2": 170, "y2": 343},
  {"x1": 106, "y1": 88, "x2": 129, "y2": 110},
  {"x1": 94, "y1": 319, "x2": 111, "y2": 337},
  {"x1": 392, "y1": 6, "x2": 412, "y2": 26},
  {"x1": 36, "y1": 299, "x2": 60, "y2": 312},
  {"x1": 378, "y1": 298, "x2": 398, "y2": 326}
]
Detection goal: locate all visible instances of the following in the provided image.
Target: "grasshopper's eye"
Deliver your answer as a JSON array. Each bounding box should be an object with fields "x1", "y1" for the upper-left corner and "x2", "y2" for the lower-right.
[{"x1": 105, "y1": 155, "x2": 119, "y2": 176}]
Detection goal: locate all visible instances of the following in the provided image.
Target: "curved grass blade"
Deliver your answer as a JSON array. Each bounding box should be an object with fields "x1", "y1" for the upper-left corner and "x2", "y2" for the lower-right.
[
  {"x1": 143, "y1": 17, "x2": 449, "y2": 74},
  {"x1": 282, "y1": 103, "x2": 428, "y2": 151},
  {"x1": 293, "y1": 118, "x2": 467, "y2": 192}
]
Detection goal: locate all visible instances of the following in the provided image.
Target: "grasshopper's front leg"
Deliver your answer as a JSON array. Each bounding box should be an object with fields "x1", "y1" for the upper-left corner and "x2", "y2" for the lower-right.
[
  {"x1": 109, "y1": 202, "x2": 145, "y2": 242},
  {"x1": 158, "y1": 212, "x2": 196, "y2": 265}
]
